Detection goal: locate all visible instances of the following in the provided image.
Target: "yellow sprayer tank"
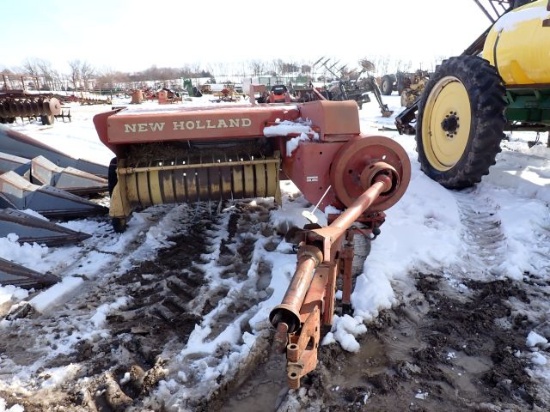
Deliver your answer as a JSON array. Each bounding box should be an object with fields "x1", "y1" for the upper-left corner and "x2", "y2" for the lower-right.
[{"x1": 482, "y1": 0, "x2": 550, "y2": 86}]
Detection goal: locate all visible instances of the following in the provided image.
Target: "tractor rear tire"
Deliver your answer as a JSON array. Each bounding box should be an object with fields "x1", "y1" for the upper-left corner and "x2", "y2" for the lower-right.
[
  {"x1": 416, "y1": 55, "x2": 506, "y2": 189},
  {"x1": 380, "y1": 75, "x2": 393, "y2": 96}
]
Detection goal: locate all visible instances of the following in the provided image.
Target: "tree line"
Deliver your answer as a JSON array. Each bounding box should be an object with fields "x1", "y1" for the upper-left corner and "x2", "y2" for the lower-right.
[{"x1": 1, "y1": 55, "x2": 441, "y2": 93}]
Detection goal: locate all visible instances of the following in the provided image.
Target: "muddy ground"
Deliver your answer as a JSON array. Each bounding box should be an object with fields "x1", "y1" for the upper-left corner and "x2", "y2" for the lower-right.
[
  {"x1": 0, "y1": 198, "x2": 549, "y2": 412},
  {"x1": 220, "y1": 273, "x2": 548, "y2": 412}
]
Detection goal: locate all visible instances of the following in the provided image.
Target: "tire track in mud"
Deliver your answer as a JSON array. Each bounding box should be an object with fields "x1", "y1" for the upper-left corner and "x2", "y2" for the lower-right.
[
  {"x1": 451, "y1": 187, "x2": 550, "y2": 280},
  {"x1": 0, "y1": 199, "x2": 282, "y2": 411},
  {"x1": 452, "y1": 189, "x2": 508, "y2": 275},
  {"x1": 0, "y1": 205, "x2": 178, "y2": 411}
]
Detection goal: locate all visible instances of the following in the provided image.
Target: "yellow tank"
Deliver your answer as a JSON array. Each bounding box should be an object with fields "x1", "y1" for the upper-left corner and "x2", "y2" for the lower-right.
[{"x1": 482, "y1": 0, "x2": 550, "y2": 86}]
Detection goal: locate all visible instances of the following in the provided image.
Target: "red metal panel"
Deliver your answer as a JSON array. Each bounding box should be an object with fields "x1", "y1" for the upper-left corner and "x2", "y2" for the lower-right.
[
  {"x1": 281, "y1": 141, "x2": 341, "y2": 211},
  {"x1": 298, "y1": 100, "x2": 360, "y2": 140},
  {"x1": 104, "y1": 104, "x2": 300, "y2": 144}
]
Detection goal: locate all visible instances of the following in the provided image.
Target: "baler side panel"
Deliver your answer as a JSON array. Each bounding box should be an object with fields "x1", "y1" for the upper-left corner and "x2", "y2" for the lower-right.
[
  {"x1": 281, "y1": 141, "x2": 342, "y2": 210},
  {"x1": 105, "y1": 105, "x2": 300, "y2": 144}
]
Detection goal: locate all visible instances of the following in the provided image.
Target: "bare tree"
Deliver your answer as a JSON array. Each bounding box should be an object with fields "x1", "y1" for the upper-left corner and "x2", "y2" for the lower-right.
[
  {"x1": 301, "y1": 64, "x2": 312, "y2": 75},
  {"x1": 22, "y1": 58, "x2": 41, "y2": 78},
  {"x1": 248, "y1": 60, "x2": 265, "y2": 77},
  {"x1": 68, "y1": 59, "x2": 96, "y2": 91},
  {"x1": 68, "y1": 59, "x2": 82, "y2": 91},
  {"x1": 96, "y1": 68, "x2": 130, "y2": 92},
  {"x1": 370, "y1": 55, "x2": 392, "y2": 76},
  {"x1": 394, "y1": 58, "x2": 413, "y2": 73},
  {"x1": 22, "y1": 58, "x2": 43, "y2": 88},
  {"x1": 22, "y1": 58, "x2": 61, "y2": 90},
  {"x1": 80, "y1": 61, "x2": 95, "y2": 91}
]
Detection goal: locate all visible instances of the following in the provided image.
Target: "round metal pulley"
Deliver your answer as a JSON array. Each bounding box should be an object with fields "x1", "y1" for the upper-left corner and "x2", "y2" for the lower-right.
[{"x1": 329, "y1": 135, "x2": 411, "y2": 212}]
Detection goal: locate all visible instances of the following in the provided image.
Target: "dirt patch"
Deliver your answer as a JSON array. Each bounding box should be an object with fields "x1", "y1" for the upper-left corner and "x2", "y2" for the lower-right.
[
  {"x1": 1, "y1": 203, "x2": 549, "y2": 412},
  {"x1": 220, "y1": 273, "x2": 547, "y2": 412}
]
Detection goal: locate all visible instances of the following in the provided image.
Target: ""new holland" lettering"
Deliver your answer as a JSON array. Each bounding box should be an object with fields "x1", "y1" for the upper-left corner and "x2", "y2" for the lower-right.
[
  {"x1": 124, "y1": 123, "x2": 165, "y2": 133},
  {"x1": 124, "y1": 118, "x2": 252, "y2": 133}
]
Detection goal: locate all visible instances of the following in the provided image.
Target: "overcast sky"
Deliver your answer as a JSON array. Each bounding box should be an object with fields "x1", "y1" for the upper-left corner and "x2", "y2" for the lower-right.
[{"x1": 1, "y1": 0, "x2": 490, "y2": 74}]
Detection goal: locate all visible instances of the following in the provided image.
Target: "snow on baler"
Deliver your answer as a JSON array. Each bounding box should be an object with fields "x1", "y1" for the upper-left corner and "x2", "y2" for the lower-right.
[{"x1": 94, "y1": 91, "x2": 411, "y2": 387}]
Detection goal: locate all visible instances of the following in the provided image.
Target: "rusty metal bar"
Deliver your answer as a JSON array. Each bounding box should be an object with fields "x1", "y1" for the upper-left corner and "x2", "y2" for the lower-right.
[
  {"x1": 332, "y1": 175, "x2": 391, "y2": 231},
  {"x1": 270, "y1": 170, "x2": 395, "y2": 389},
  {"x1": 117, "y1": 157, "x2": 279, "y2": 175},
  {"x1": 313, "y1": 173, "x2": 392, "y2": 261},
  {"x1": 269, "y1": 245, "x2": 323, "y2": 336},
  {"x1": 340, "y1": 233, "x2": 355, "y2": 314}
]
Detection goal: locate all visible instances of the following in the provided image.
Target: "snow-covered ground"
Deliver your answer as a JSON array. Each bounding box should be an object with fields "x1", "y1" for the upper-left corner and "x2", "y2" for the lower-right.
[{"x1": 0, "y1": 93, "x2": 549, "y2": 411}]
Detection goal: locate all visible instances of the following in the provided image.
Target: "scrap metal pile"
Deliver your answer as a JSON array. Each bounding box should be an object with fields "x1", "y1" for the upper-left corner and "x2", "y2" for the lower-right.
[{"x1": 0, "y1": 125, "x2": 109, "y2": 288}]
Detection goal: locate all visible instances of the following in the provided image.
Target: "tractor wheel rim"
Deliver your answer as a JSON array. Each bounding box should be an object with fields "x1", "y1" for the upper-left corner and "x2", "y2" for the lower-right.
[{"x1": 422, "y1": 76, "x2": 471, "y2": 171}]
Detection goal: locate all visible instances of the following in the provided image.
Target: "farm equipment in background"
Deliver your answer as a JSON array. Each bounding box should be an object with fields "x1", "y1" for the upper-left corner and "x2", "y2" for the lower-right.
[
  {"x1": 379, "y1": 70, "x2": 432, "y2": 108},
  {"x1": 395, "y1": 0, "x2": 550, "y2": 189},
  {"x1": 398, "y1": 71, "x2": 430, "y2": 108},
  {"x1": 1, "y1": 74, "x2": 110, "y2": 125},
  {"x1": 183, "y1": 78, "x2": 203, "y2": 98},
  {"x1": 265, "y1": 84, "x2": 292, "y2": 103},
  {"x1": 211, "y1": 85, "x2": 242, "y2": 103},
  {"x1": 379, "y1": 70, "x2": 430, "y2": 95},
  {"x1": 311, "y1": 57, "x2": 393, "y2": 116},
  {"x1": 60, "y1": 94, "x2": 111, "y2": 106},
  {"x1": 93, "y1": 85, "x2": 411, "y2": 387},
  {"x1": 157, "y1": 88, "x2": 183, "y2": 104},
  {"x1": 0, "y1": 91, "x2": 62, "y2": 125}
]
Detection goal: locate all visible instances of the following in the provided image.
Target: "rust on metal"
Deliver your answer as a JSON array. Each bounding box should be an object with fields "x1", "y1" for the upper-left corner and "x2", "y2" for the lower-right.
[{"x1": 0, "y1": 91, "x2": 61, "y2": 125}]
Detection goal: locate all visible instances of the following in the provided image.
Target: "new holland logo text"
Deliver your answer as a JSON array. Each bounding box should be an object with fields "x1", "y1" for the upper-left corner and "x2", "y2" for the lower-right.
[{"x1": 124, "y1": 118, "x2": 252, "y2": 133}]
